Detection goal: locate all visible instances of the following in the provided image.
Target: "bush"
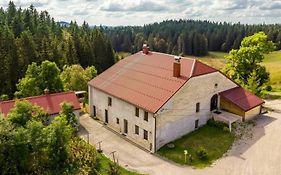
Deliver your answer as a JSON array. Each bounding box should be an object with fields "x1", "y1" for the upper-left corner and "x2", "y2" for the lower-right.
[
  {"x1": 207, "y1": 119, "x2": 227, "y2": 129},
  {"x1": 223, "y1": 126, "x2": 229, "y2": 132},
  {"x1": 0, "y1": 94, "x2": 8, "y2": 101},
  {"x1": 196, "y1": 146, "x2": 208, "y2": 160},
  {"x1": 265, "y1": 85, "x2": 272, "y2": 91},
  {"x1": 107, "y1": 162, "x2": 121, "y2": 175}
]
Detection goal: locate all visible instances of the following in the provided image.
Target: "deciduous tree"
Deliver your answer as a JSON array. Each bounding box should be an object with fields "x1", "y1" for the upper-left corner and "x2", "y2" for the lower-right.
[{"x1": 224, "y1": 32, "x2": 275, "y2": 95}]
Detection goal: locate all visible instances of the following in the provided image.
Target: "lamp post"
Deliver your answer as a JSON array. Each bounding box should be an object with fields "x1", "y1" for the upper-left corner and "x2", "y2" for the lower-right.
[{"x1": 184, "y1": 150, "x2": 188, "y2": 163}]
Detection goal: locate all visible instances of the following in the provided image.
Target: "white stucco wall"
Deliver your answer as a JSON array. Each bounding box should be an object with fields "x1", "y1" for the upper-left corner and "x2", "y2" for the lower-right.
[
  {"x1": 88, "y1": 86, "x2": 156, "y2": 152},
  {"x1": 46, "y1": 109, "x2": 80, "y2": 125},
  {"x1": 155, "y1": 72, "x2": 238, "y2": 150},
  {"x1": 244, "y1": 106, "x2": 261, "y2": 120}
]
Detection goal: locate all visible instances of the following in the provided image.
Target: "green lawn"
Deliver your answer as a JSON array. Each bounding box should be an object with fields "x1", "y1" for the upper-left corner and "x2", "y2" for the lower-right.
[
  {"x1": 97, "y1": 153, "x2": 142, "y2": 175},
  {"x1": 262, "y1": 51, "x2": 281, "y2": 89},
  {"x1": 157, "y1": 125, "x2": 235, "y2": 168}
]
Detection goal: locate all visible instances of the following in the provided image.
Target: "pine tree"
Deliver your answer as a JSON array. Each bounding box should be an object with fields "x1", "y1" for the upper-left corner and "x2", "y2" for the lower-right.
[{"x1": 17, "y1": 30, "x2": 37, "y2": 74}]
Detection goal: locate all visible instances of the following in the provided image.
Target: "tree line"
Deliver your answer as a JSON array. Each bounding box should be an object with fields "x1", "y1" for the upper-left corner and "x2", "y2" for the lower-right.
[
  {"x1": 103, "y1": 19, "x2": 281, "y2": 57},
  {"x1": 0, "y1": 2, "x2": 115, "y2": 98}
]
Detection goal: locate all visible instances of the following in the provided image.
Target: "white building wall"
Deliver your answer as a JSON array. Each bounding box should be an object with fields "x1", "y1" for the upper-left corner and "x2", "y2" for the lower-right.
[
  {"x1": 155, "y1": 72, "x2": 237, "y2": 150},
  {"x1": 89, "y1": 86, "x2": 156, "y2": 152},
  {"x1": 47, "y1": 109, "x2": 80, "y2": 125}
]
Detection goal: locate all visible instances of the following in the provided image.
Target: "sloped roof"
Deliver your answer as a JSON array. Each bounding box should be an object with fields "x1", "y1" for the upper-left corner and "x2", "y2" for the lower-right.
[
  {"x1": 219, "y1": 87, "x2": 264, "y2": 111},
  {"x1": 88, "y1": 51, "x2": 217, "y2": 113},
  {"x1": 0, "y1": 91, "x2": 81, "y2": 116}
]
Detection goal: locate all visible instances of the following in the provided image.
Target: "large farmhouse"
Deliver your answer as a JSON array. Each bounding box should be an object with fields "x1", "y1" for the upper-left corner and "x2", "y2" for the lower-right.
[{"x1": 88, "y1": 45, "x2": 264, "y2": 152}]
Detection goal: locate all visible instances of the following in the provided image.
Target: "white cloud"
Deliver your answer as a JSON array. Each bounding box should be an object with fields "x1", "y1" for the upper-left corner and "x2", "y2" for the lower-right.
[{"x1": 0, "y1": 0, "x2": 281, "y2": 25}]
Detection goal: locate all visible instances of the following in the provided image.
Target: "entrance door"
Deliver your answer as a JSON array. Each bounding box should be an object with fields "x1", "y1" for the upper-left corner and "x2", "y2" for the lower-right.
[
  {"x1": 93, "y1": 106, "x2": 96, "y2": 117},
  {"x1": 124, "y1": 119, "x2": 128, "y2": 134},
  {"x1": 210, "y1": 94, "x2": 218, "y2": 111},
  {"x1": 105, "y1": 109, "x2": 108, "y2": 124},
  {"x1": 195, "y1": 119, "x2": 199, "y2": 129}
]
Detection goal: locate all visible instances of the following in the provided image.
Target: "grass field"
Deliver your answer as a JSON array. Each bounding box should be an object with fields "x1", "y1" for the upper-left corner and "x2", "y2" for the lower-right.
[
  {"x1": 197, "y1": 51, "x2": 281, "y2": 91},
  {"x1": 97, "y1": 153, "x2": 142, "y2": 175},
  {"x1": 157, "y1": 125, "x2": 235, "y2": 168}
]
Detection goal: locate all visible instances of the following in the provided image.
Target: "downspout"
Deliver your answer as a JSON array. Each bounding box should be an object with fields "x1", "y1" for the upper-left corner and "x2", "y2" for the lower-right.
[{"x1": 154, "y1": 114, "x2": 157, "y2": 153}]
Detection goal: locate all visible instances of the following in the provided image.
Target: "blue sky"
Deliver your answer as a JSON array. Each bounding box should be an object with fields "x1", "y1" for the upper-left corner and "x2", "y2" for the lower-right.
[{"x1": 1, "y1": 0, "x2": 281, "y2": 26}]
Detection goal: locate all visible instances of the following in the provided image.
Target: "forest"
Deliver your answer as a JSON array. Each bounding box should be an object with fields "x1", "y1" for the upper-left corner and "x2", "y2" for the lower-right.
[
  {"x1": 103, "y1": 20, "x2": 281, "y2": 57},
  {"x1": 1, "y1": 1, "x2": 281, "y2": 99},
  {"x1": 0, "y1": 2, "x2": 116, "y2": 98}
]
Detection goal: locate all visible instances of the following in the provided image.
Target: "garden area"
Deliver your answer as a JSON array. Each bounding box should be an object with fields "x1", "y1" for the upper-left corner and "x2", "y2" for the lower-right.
[{"x1": 157, "y1": 120, "x2": 235, "y2": 168}]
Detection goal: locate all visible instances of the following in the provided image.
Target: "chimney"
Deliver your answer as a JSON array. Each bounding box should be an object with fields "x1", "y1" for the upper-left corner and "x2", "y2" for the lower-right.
[
  {"x1": 142, "y1": 44, "x2": 149, "y2": 54},
  {"x1": 173, "y1": 56, "x2": 181, "y2": 77},
  {"x1": 44, "y1": 88, "x2": 50, "y2": 95}
]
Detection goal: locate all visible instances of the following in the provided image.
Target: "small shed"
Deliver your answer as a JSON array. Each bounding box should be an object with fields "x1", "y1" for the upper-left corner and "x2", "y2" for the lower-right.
[{"x1": 219, "y1": 87, "x2": 264, "y2": 121}]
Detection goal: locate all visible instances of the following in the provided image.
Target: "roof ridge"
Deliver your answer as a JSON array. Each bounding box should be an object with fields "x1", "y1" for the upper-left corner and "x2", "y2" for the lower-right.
[
  {"x1": 0, "y1": 91, "x2": 75, "y2": 104},
  {"x1": 151, "y1": 51, "x2": 195, "y2": 61},
  {"x1": 190, "y1": 59, "x2": 196, "y2": 77},
  {"x1": 122, "y1": 58, "x2": 172, "y2": 71}
]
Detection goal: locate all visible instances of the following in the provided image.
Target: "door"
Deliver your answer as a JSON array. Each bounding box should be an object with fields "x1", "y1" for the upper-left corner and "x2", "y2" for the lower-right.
[
  {"x1": 195, "y1": 119, "x2": 199, "y2": 129},
  {"x1": 210, "y1": 94, "x2": 218, "y2": 111},
  {"x1": 124, "y1": 119, "x2": 128, "y2": 134},
  {"x1": 93, "y1": 106, "x2": 96, "y2": 117},
  {"x1": 105, "y1": 109, "x2": 108, "y2": 124}
]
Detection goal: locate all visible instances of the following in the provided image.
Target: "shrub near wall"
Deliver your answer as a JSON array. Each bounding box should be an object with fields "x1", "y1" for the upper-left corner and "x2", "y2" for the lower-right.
[{"x1": 207, "y1": 119, "x2": 228, "y2": 130}]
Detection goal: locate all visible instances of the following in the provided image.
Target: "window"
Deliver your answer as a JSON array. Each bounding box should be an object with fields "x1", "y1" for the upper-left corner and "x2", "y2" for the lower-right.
[
  {"x1": 108, "y1": 97, "x2": 112, "y2": 106},
  {"x1": 135, "y1": 125, "x2": 139, "y2": 135},
  {"x1": 143, "y1": 130, "x2": 148, "y2": 140},
  {"x1": 135, "y1": 107, "x2": 139, "y2": 117},
  {"x1": 215, "y1": 83, "x2": 218, "y2": 88},
  {"x1": 116, "y1": 118, "x2": 119, "y2": 124},
  {"x1": 144, "y1": 111, "x2": 148, "y2": 121},
  {"x1": 195, "y1": 119, "x2": 199, "y2": 129},
  {"x1": 196, "y1": 103, "x2": 200, "y2": 113}
]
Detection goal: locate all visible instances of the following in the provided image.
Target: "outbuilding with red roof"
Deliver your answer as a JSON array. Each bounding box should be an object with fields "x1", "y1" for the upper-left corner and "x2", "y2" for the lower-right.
[
  {"x1": 0, "y1": 91, "x2": 81, "y2": 124},
  {"x1": 88, "y1": 45, "x2": 264, "y2": 152}
]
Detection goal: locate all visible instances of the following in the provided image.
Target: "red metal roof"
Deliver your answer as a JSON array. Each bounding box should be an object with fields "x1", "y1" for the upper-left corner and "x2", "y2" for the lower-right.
[
  {"x1": 88, "y1": 51, "x2": 217, "y2": 113},
  {"x1": 0, "y1": 91, "x2": 81, "y2": 117},
  {"x1": 219, "y1": 87, "x2": 264, "y2": 111}
]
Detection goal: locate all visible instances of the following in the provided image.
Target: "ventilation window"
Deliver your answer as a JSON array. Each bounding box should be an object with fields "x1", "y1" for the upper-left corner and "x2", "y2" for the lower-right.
[{"x1": 196, "y1": 103, "x2": 200, "y2": 113}]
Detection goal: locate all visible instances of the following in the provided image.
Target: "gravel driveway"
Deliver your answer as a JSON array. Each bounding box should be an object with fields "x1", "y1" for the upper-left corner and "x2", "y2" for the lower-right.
[{"x1": 79, "y1": 100, "x2": 281, "y2": 175}]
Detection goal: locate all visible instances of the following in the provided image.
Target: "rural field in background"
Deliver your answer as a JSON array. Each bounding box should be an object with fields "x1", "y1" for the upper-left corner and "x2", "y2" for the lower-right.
[{"x1": 197, "y1": 51, "x2": 281, "y2": 98}]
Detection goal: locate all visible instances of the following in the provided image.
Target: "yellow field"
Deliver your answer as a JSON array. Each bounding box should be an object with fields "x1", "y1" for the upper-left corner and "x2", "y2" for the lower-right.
[{"x1": 197, "y1": 51, "x2": 281, "y2": 90}]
